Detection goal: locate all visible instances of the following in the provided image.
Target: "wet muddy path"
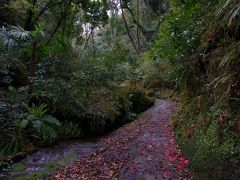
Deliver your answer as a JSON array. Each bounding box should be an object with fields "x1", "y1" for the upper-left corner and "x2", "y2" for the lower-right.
[
  {"x1": 2, "y1": 139, "x2": 100, "y2": 179},
  {"x1": 48, "y1": 100, "x2": 192, "y2": 179},
  {"x1": 1, "y1": 100, "x2": 192, "y2": 179}
]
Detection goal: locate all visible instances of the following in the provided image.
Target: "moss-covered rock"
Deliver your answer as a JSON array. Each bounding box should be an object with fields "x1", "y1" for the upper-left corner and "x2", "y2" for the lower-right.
[{"x1": 128, "y1": 88, "x2": 155, "y2": 114}]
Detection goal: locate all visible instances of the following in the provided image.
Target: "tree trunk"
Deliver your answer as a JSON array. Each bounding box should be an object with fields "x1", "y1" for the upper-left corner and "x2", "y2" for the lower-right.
[
  {"x1": 28, "y1": 40, "x2": 37, "y2": 94},
  {"x1": 136, "y1": 0, "x2": 140, "y2": 52},
  {"x1": 24, "y1": 0, "x2": 37, "y2": 31},
  {"x1": 120, "y1": 0, "x2": 138, "y2": 53}
]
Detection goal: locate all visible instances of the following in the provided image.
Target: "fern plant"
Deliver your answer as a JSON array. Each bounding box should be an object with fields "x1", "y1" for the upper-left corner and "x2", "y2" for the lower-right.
[{"x1": 20, "y1": 103, "x2": 61, "y2": 146}]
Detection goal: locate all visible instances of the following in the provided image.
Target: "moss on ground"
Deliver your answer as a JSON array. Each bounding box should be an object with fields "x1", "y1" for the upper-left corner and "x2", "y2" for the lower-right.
[
  {"x1": 44, "y1": 152, "x2": 76, "y2": 170},
  {"x1": 12, "y1": 164, "x2": 28, "y2": 172},
  {"x1": 14, "y1": 171, "x2": 46, "y2": 180},
  {"x1": 13, "y1": 153, "x2": 76, "y2": 180}
]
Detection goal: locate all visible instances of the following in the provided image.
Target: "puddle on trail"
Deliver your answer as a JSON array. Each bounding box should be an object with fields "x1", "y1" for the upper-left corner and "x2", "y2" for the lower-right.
[{"x1": 1, "y1": 138, "x2": 100, "y2": 179}]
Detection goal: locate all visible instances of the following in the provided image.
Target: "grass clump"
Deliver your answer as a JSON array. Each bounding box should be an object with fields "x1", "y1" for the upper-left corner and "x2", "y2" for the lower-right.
[{"x1": 11, "y1": 164, "x2": 28, "y2": 172}]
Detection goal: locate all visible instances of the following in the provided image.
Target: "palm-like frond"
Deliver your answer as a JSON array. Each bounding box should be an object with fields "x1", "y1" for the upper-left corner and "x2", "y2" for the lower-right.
[
  {"x1": 0, "y1": 25, "x2": 31, "y2": 48},
  {"x1": 0, "y1": 26, "x2": 15, "y2": 48},
  {"x1": 10, "y1": 25, "x2": 31, "y2": 41}
]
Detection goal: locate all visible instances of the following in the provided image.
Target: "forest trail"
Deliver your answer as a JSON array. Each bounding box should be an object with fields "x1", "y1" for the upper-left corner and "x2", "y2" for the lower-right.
[{"x1": 48, "y1": 100, "x2": 192, "y2": 180}]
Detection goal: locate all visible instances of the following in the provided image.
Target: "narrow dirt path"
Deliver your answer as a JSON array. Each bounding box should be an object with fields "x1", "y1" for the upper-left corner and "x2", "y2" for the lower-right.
[{"x1": 48, "y1": 100, "x2": 192, "y2": 180}]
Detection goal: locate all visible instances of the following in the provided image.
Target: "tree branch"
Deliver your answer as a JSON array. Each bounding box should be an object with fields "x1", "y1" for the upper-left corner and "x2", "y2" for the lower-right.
[
  {"x1": 120, "y1": 0, "x2": 138, "y2": 53},
  {"x1": 122, "y1": 0, "x2": 155, "y2": 42},
  {"x1": 45, "y1": 0, "x2": 73, "y2": 45},
  {"x1": 36, "y1": 1, "x2": 64, "y2": 21}
]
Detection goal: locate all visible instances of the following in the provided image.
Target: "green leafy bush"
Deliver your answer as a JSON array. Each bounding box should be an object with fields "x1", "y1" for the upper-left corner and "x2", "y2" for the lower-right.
[
  {"x1": 141, "y1": 0, "x2": 218, "y2": 89},
  {"x1": 0, "y1": 89, "x2": 27, "y2": 158},
  {"x1": 19, "y1": 103, "x2": 61, "y2": 146},
  {"x1": 79, "y1": 86, "x2": 131, "y2": 134},
  {"x1": 0, "y1": 61, "x2": 27, "y2": 87},
  {"x1": 60, "y1": 122, "x2": 82, "y2": 140},
  {"x1": 140, "y1": 53, "x2": 171, "y2": 88},
  {"x1": 0, "y1": 132, "x2": 25, "y2": 158}
]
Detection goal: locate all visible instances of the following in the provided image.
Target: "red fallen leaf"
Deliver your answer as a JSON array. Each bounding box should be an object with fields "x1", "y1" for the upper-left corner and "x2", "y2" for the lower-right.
[
  {"x1": 177, "y1": 163, "x2": 184, "y2": 170},
  {"x1": 179, "y1": 156, "x2": 184, "y2": 161},
  {"x1": 107, "y1": 171, "x2": 114, "y2": 177},
  {"x1": 184, "y1": 160, "x2": 190, "y2": 165},
  {"x1": 169, "y1": 156, "x2": 177, "y2": 161}
]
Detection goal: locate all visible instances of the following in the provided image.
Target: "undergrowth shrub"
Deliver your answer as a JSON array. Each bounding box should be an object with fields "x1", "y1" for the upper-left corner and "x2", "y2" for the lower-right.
[
  {"x1": 60, "y1": 122, "x2": 82, "y2": 140},
  {"x1": 140, "y1": 53, "x2": 171, "y2": 88},
  {"x1": 19, "y1": 103, "x2": 61, "y2": 146},
  {"x1": 0, "y1": 89, "x2": 27, "y2": 159},
  {"x1": 79, "y1": 86, "x2": 133, "y2": 134},
  {"x1": 0, "y1": 60, "x2": 27, "y2": 87}
]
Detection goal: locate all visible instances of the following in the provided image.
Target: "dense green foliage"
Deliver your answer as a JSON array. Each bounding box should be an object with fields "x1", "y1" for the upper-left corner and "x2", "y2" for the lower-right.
[
  {"x1": 141, "y1": 0, "x2": 240, "y2": 178},
  {"x1": 0, "y1": 0, "x2": 155, "y2": 170}
]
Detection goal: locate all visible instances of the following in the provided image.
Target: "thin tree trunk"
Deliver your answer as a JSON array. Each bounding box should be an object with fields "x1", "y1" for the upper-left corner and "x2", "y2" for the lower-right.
[
  {"x1": 136, "y1": 0, "x2": 140, "y2": 52},
  {"x1": 120, "y1": 0, "x2": 138, "y2": 53},
  {"x1": 92, "y1": 31, "x2": 96, "y2": 58},
  {"x1": 36, "y1": 1, "x2": 64, "y2": 21},
  {"x1": 24, "y1": 0, "x2": 37, "y2": 31},
  {"x1": 46, "y1": 0, "x2": 72, "y2": 45},
  {"x1": 28, "y1": 40, "x2": 37, "y2": 94},
  {"x1": 80, "y1": 27, "x2": 94, "y2": 58},
  {"x1": 122, "y1": 0, "x2": 154, "y2": 42}
]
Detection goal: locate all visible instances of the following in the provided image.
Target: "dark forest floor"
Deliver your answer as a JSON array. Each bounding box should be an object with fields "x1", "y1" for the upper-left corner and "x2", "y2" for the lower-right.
[{"x1": 47, "y1": 100, "x2": 192, "y2": 180}]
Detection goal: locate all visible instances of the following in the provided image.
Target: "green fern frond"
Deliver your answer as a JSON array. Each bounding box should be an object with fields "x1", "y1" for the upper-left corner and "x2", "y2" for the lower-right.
[
  {"x1": 40, "y1": 124, "x2": 59, "y2": 144},
  {"x1": 23, "y1": 103, "x2": 48, "y2": 118},
  {"x1": 20, "y1": 119, "x2": 29, "y2": 129},
  {"x1": 20, "y1": 103, "x2": 61, "y2": 145},
  {"x1": 32, "y1": 120, "x2": 42, "y2": 132},
  {"x1": 43, "y1": 116, "x2": 61, "y2": 126}
]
